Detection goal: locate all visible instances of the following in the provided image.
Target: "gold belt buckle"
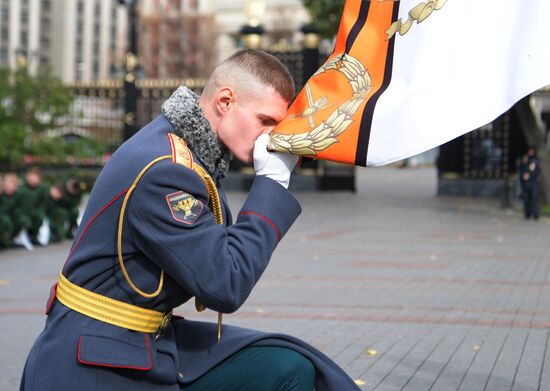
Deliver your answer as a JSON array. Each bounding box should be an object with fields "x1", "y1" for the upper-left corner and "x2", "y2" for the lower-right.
[{"x1": 155, "y1": 311, "x2": 173, "y2": 340}]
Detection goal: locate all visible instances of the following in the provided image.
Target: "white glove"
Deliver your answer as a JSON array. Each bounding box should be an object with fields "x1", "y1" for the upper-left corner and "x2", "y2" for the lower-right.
[{"x1": 253, "y1": 134, "x2": 299, "y2": 189}]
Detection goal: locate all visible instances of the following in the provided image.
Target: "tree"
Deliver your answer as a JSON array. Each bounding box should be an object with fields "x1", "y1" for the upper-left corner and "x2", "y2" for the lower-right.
[
  {"x1": 0, "y1": 66, "x2": 72, "y2": 167},
  {"x1": 302, "y1": 0, "x2": 345, "y2": 39}
]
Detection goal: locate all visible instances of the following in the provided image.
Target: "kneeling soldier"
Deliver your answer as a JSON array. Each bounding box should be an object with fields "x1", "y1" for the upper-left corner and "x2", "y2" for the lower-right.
[{"x1": 21, "y1": 50, "x2": 359, "y2": 391}]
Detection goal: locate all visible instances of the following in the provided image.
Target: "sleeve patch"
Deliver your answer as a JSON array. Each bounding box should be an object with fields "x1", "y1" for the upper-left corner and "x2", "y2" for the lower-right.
[{"x1": 166, "y1": 191, "x2": 203, "y2": 224}]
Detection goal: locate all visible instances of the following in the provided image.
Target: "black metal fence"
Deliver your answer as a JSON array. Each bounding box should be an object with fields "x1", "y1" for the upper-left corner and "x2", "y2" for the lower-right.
[{"x1": 66, "y1": 81, "x2": 125, "y2": 148}]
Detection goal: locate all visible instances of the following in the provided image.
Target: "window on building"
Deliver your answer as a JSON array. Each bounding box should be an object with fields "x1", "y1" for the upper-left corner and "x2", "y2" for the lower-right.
[
  {"x1": 93, "y1": 1, "x2": 101, "y2": 71},
  {"x1": 40, "y1": 37, "x2": 49, "y2": 49},
  {"x1": 20, "y1": 30, "x2": 28, "y2": 48},
  {"x1": 40, "y1": 55, "x2": 49, "y2": 68},
  {"x1": 110, "y1": 5, "x2": 117, "y2": 48},
  {"x1": 0, "y1": 48, "x2": 8, "y2": 66},
  {"x1": 93, "y1": 61, "x2": 100, "y2": 80},
  {"x1": 41, "y1": 0, "x2": 51, "y2": 12},
  {"x1": 109, "y1": 63, "x2": 117, "y2": 79},
  {"x1": 40, "y1": 17, "x2": 50, "y2": 32},
  {"x1": 76, "y1": 63, "x2": 83, "y2": 81},
  {"x1": 1, "y1": 3, "x2": 9, "y2": 23}
]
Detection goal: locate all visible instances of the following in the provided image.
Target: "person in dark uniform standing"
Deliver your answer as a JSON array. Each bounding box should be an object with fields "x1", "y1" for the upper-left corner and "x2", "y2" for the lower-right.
[
  {"x1": 21, "y1": 49, "x2": 360, "y2": 391},
  {"x1": 519, "y1": 147, "x2": 541, "y2": 220}
]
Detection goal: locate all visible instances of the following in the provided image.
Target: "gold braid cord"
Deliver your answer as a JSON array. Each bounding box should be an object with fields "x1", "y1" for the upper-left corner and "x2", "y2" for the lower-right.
[
  {"x1": 168, "y1": 132, "x2": 225, "y2": 341},
  {"x1": 117, "y1": 137, "x2": 223, "y2": 300},
  {"x1": 117, "y1": 134, "x2": 225, "y2": 341},
  {"x1": 191, "y1": 164, "x2": 223, "y2": 225},
  {"x1": 191, "y1": 164, "x2": 223, "y2": 312},
  {"x1": 190, "y1": 164, "x2": 225, "y2": 341},
  {"x1": 268, "y1": 54, "x2": 372, "y2": 156},
  {"x1": 117, "y1": 155, "x2": 172, "y2": 299},
  {"x1": 384, "y1": 0, "x2": 448, "y2": 39}
]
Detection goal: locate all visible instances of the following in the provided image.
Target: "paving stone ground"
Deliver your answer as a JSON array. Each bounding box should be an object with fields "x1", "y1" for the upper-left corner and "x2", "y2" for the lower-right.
[{"x1": 1, "y1": 167, "x2": 549, "y2": 390}]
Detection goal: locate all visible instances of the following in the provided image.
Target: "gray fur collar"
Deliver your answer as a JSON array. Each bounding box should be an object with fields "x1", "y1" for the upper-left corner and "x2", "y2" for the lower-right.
[{"x1": 161, "y1": 86, "x2": 231, "y2": 176}]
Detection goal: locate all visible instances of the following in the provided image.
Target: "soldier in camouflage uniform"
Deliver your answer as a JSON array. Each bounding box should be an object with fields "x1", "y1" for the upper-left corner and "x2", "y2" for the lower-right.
[
  {"x1": 0, "y1": 172, "x2": 28, "y2": 248},
  {"x1": 60, "y1": 177, "x2": 83, "y2": 238},
  {"x1": 45, "y1": 183, "x2": 68, "y2": 243},
  {"x1": 44, "y1": 177, "x2": 83, "y2": 243},
  {"x1": 0, "y1": 174, "x2": 13, "y2": 248},
  {"x1": 18, "y1": 167, "x2": 48, "y2": 243}
]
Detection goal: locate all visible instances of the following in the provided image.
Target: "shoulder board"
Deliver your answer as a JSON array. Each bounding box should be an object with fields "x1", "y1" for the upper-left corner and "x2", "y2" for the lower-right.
[{"x1": 167, "y1": 133, "x2": 193, "y2": 170}]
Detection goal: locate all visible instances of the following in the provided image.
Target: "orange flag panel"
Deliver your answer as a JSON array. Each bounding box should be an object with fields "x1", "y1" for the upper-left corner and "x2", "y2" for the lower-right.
[{"x1": 269, "y1": 0, "x2": 398, "y2": 166}]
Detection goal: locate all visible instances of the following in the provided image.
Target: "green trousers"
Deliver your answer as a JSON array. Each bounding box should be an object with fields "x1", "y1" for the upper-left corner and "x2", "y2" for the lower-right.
[
  {"x1": 47, "y1": 207, "x2": 68, "y2": 243},
  {"x1": 0, "y1": 215, "x2": 13, "y2": 248},
  {"x1": 182, "y1": 347, "x2": 315, "y2": 391},
  {"x1": 28, "y1": 210, "x2": 44, "y2": 238}
]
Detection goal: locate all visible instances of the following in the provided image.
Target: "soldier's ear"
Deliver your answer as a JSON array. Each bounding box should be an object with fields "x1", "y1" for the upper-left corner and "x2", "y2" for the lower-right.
[{"x1": 215, "y1": 87, "x2": 235, "y2": 115}]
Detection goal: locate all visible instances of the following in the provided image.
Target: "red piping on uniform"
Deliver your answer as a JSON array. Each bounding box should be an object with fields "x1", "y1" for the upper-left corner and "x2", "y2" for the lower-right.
[
  {"x1": 168, "y1": 133, "x2": 194, "y2": 169},
  {"x1": 239, "y1": 211, "x2": 281, "y2": 241},
  {"x1": 63, "y1": 188, "x2": 129, "y2": 271},
  {"x1": 168, "y1": 134, "x2": 177, "y2": 163},
  {"x1": 77, "y1": 334, "x2": 153, "y2": 371},
  {"x1": 45, "y1": 283, "x2": 58, "y2": 315}
]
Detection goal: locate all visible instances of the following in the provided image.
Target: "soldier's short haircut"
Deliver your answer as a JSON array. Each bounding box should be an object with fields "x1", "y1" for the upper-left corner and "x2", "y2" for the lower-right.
[
  {"x1": 26, "y1": 166, "x2": 42, "y2": 176},
  {"x1": 204, "y1": 49, "x2": 295, "y2": 103}
]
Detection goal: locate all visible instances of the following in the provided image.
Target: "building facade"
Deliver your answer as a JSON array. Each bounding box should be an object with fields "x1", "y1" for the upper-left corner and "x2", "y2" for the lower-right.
[
  {"x1": 212, "y1": 0, "x2": 310, "y2": 61},
  {"x1": 0, "y1": 0, "x2": 127, "y2": 83},
  {"x1": 139, "y1": 0, "x2": 219, "y2": 79},
  {"x1": 0, "y1": 0, "x2": 45, "y2": 73},
  {"x1": 138, "y1": 0, "x2": 309, "y2": 79},
  {"x1": 0, "y1": 0, "x2": 309, "y2": 82}
]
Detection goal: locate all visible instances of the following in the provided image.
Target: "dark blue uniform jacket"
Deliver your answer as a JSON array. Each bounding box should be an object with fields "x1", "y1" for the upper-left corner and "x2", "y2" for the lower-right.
[{"x1": 21, "y1": 115, "x2": 360, "y2": 390}]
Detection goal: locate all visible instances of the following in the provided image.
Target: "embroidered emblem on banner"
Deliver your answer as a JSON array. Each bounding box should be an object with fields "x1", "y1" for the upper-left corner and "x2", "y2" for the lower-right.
[{"x1": 166, "y1": 191, "x2": 203, "y2": 224}]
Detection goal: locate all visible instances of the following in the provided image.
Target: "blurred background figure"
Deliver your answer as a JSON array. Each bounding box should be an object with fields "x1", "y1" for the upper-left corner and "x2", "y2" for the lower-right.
[
  {"x1": 0, "y1": 174, "x2": 12, "y2": 249},
  {"x1": 45, "y1": 177, "x2": 83, "y2": 243},
  {"x1": 519, "y1": 147, "x2": 542, "y2": 220},
  {"x1": 61, "y1": 177, "x2": 83, "y2": 239},
  {"x1": 19, "y1": 167, "x2": 48, "y2": 245},
  {"x1": 45, "y1": 183, "x2": 66, "y2": 244},
  {"x1": 1, "y1": 172, "x2": 33, "y2": 250}
]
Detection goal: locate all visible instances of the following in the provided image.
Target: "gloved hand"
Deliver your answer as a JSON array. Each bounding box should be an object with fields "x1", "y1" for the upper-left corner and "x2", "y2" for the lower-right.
[{"x1": 253, "y1": 134, "x2": 299, "y2": 189}]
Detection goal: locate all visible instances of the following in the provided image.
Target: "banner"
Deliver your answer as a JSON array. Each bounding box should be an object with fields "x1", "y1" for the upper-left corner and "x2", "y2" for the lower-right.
[{"x1": 269, "y1": 0, "x2": 550, "y2": 166}]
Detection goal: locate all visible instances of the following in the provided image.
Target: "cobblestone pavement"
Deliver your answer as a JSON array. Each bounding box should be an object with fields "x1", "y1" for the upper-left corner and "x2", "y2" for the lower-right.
[{"x1": 1, "y1": 167, "x2": 549, "y2": 390}]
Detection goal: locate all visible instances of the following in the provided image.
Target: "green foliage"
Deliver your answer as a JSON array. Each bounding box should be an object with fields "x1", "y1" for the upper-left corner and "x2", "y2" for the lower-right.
[
  {"x1": 28, "y1": 136, "x2": 106, "y2": 163},
  {"x1": 303, "y1": 0, "x2": 345, "y2": 39},
  {"x1": 0, "y1": 66, "x2": 72, "y2": 166}
]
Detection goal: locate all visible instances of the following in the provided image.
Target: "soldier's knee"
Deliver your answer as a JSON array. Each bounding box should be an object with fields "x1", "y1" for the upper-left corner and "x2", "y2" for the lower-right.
[{"x1": 270, "y1": 348, "x2": 315, "y2": 390}]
